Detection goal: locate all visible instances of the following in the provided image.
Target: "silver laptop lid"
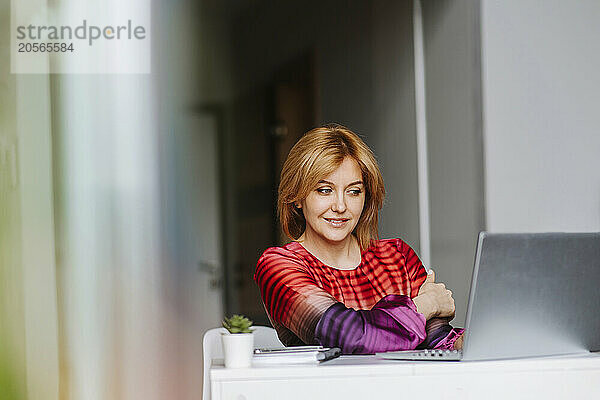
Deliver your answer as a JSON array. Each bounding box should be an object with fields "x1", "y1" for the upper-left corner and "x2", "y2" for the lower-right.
[{"x1": 462, "y1": 232, "x2": 600, "y2": 361}]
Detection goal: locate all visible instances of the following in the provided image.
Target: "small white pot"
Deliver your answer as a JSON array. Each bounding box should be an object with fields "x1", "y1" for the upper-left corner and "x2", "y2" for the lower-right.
[{"x1": 221, "y1": 332, "x2": 254, "y2": 368}]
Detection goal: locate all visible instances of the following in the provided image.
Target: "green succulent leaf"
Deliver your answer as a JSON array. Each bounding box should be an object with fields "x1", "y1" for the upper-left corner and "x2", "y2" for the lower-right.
[{"x1": 222, "y1": 314, "x2": 254, "y2": 334}]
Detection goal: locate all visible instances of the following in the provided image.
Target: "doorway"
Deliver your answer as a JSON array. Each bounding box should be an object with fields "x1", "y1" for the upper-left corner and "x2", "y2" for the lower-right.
[{"x1": 227, "y1": 51, "x2": 317, "y2": 324}]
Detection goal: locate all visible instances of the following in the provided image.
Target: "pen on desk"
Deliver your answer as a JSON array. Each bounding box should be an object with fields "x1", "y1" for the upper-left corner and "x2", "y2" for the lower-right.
[{"x1": 253, "y1": 345, "x2": 324, "y2": 354}]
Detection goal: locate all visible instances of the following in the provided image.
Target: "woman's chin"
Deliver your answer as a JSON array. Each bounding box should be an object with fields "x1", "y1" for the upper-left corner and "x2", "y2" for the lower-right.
[
  {"x1": 320, "y1": 230, "x2": 353, "y2": 243},
  {"x1": 305, "y1": 224, "x2": 355, "y2": 244}
]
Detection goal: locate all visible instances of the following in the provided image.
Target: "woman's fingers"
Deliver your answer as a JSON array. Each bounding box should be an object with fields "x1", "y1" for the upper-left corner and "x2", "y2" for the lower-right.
[
  {"x1": 418, "y1": 273, "x2": 458, "y2": 319},
  {"x1": 419, "y1": 282, "x2": 446, "y2": 296},
  {"x1": 425, "y1": 269, "x2": 435, "y2": 283},
  {"x1": 454, "y1": 334, "x2": 464, "y2": 350},
  {"x1": 438, "y1": 287, "x2": 455, "y2": 317}
]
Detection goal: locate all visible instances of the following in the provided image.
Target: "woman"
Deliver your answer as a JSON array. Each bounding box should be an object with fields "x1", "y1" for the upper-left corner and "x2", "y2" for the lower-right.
[{"x1": 254, "y1": 124, "x2": 463, "y2": 354}]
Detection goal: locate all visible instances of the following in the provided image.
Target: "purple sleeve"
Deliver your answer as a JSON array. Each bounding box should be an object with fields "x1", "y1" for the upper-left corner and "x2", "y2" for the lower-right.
[
  {"x1": 417, "y1": 318, "x2": 465, "y2": 350},
  {"x1": 313, "y1": 294, "x2": 427, "y2": 354},
  {"x1": 432, "y1": 328, "x2": 464, "y2": 350}
]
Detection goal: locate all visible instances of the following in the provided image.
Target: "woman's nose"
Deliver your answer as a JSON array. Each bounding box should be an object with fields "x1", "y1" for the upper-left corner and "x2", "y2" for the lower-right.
[{"x1": 331, "y1": 193, "x2": 347, "y2": 213}]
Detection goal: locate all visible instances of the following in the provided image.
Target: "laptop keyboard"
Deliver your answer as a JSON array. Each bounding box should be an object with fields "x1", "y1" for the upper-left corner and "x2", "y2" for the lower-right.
[{"x1": 376, "y1": 349, "x2": 462, "y2": 361}]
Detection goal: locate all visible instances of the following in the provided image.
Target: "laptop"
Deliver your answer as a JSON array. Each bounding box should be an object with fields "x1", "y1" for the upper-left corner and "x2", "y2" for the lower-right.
[{"x1": 378, "y1": 232, "x2": 600, "y2": 361}]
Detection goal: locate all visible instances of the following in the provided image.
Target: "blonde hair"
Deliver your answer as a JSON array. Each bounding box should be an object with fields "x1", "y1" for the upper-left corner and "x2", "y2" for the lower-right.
[{"x1": 278, "y1": 124, "x2": 385, "y2": 250}]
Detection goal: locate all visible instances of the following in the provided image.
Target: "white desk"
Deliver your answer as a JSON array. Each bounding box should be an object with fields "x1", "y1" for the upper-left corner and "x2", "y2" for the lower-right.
[{"x1": 210, "y1": 353, "x2": 600, "y2": 400}]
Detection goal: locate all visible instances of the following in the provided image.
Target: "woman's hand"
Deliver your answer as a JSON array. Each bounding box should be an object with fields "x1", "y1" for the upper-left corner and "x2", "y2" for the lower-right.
[
  {"x1": 412, "y1": 270, "x2": 456, "y2": 320},
  {"x1": 453, "y1": 333, "x2": 464, "y2": 350}
]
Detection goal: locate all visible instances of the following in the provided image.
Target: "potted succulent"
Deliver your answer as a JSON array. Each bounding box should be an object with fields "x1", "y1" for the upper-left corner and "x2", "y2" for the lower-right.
[{"x1": 221, "y1": 314, "x2": 254, "y2": 368}]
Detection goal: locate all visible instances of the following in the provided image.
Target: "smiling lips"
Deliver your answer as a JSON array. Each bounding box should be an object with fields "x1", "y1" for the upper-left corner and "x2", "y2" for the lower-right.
[{"x1": 324, "y1": 217, "x2": 350, "y2": 227}]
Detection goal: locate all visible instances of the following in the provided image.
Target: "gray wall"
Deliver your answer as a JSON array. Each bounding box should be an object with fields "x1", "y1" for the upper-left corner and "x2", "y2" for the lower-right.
[
  {"x1": 481, "y1": 0, "x2": 600, "y2": 233},
  {"x1": 371, "y1": 1, "x2": 421, "y2": 248},
  {"x1": 422, "y1": 0, "x2": 485, "y2": 326}
]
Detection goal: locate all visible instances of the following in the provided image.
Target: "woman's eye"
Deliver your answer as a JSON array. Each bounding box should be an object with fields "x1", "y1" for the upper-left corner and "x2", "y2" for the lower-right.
[
  {"x1": 316, "y1": 188, "x2": 332, "y2": 194},
  {"x1": 348, "y1": 189, "x2": 362, "y2": 196}
]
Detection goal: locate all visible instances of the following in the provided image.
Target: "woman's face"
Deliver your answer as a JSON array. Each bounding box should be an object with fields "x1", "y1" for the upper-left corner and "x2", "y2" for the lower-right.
[{"x1": 299, "y1": 157, "x2": 366, "y2": 245}]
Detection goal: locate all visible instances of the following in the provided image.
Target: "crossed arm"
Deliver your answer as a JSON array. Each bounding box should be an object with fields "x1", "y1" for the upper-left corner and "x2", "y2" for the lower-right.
[{"x1": 255, "y1": 247, "x2": 463, "y2": 354}]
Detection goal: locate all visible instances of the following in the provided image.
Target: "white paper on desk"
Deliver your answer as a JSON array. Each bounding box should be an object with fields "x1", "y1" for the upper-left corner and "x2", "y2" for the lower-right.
[
  {"x1": 252, "y1": 348, "x2": 341, "y2": 365},
  {"x1": 254, "y1": 346, "x2": 325, "y2": 354}
]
